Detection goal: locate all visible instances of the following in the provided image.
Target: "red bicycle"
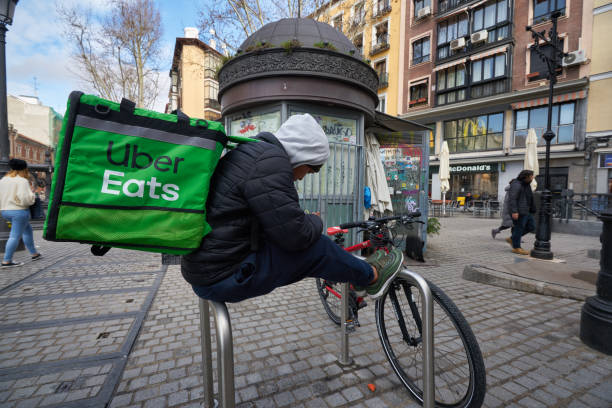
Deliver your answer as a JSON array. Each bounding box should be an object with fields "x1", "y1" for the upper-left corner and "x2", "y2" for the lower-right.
[{"x1": 316, "y1": 212, "x2": 486, "y2": 408}]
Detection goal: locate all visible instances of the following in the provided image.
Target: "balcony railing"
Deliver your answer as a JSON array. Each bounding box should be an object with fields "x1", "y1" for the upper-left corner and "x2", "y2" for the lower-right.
[
  {"x1": 205, "y1": 98, "x2": 221, "y2": 111},
  {"x1": 436, "y1": 0, "x2": 474, "y2": 16},
  {"x1": 378, "y1": 72, "x2": 389, "y2": 88},
  {"x1": 370, "y1": 36, "x2": 390, "y2": 55},
  {"x1": 374, "y1": 1, "x2": 391, "y2": 17}
]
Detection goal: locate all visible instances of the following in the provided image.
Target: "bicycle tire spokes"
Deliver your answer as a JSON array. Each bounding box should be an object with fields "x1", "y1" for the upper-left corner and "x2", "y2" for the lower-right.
[
  {"x1": 403, "y1": 280, "x2": 423, "y2": 340},
  {"x1": 388, "y1": 283, "x2": 417, "y2": 346}
]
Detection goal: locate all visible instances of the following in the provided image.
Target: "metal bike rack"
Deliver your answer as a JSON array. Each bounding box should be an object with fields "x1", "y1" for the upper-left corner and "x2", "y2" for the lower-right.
[
  {"x1": 200, "y1": 299, "x2": 234, "y2": 408},
  {"x1": 338, "y1": 268, "x2": 435, "y2": 408}
]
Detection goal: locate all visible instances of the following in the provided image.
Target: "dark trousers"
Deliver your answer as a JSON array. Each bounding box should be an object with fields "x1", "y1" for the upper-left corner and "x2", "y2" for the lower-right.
[
  {"x1": 511, "y1": 214, "x2": 536, "y2": 249},
  {"x1": 192, "y1": 235, "x2": 374, "y2": 303}
]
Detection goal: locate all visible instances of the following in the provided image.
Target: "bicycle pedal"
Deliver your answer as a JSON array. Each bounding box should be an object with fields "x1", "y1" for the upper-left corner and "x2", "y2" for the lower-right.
[{"x1": 344, "y1": 319, "x2": 357, "y2": 332}]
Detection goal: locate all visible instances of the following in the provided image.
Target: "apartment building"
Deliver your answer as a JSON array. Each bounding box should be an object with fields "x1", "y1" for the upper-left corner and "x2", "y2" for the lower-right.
[
  {"x1": 586, "y1": 1, "x2": 612, "y2": 194},
  {"x1": 312, "y1": 0, "x2": 401, "y2": 115},
  {"x1": 400, "y1": 0, "x2": 592, "y2": 201},
  {"x1": 167, "y1": 28, "x2": 224, "y2": 121}
]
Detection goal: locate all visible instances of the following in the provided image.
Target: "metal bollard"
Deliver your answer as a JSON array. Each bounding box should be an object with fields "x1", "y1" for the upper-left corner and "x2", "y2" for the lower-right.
[
  {"x1": 580, "y1": 209, "x2": 612, "y2": 355},
  {"x1": 338, "y1": 281, "x2": 353, "y2": 366},
  {"x1": 199, "y1": 299, "x2": 234, "y2": 408}
]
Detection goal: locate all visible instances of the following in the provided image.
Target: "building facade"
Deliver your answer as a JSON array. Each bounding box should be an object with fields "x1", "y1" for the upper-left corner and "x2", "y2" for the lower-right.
[
  {"x1": 399, "y1": 0, "x2": 592, "y2": 201},
  {"x1": 586, "y1": 0, "x2": 612, "y2": 194},
  {"x1": 312, "y1": 0, "x2": 402, "y2": 115},
  {"x1": 7, "y1": 95, "x2": 62, "y2": 148},
  {"x1": 167, "y1": 28, "x2": 224, "y2": 121},
  {"x1": 8, "y1": 124, "x2": 52, "y2": 165}
]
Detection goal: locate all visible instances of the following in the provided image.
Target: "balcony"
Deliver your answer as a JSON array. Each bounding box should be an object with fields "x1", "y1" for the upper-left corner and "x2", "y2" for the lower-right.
[
  {"x1": 205, "y1": 98, "x2": 221, "y2": 111},
  {"x1": 373, "y1": 1, "x2": 392, "y2": 17},
  {"x1": 370, "y1": 36, "x2": 390, "y2": 56},
  {"x1": 436, "y1": 0, "x2": 474, "y2": 17},
  {"x1": 378, "y1": 72, "x2": 389, "y2": 89}
]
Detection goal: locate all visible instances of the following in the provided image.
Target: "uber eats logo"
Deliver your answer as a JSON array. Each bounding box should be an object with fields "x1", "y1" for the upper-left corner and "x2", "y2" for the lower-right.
[{"x1": 101, "y1": 141, "x2": 182, "y2": 202}]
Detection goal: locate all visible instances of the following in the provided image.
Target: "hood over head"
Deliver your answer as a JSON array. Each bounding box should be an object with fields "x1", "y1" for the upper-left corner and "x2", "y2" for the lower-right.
[{"x1": 274, "y1": 114, "x2": 329, "y2": 168}]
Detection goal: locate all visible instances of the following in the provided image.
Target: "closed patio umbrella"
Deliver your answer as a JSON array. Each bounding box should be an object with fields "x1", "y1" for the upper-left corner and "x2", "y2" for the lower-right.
[
  {"x1": 439, "y1": 141, "x2": 450, "y2": 215},
  {"x1": 365, "y1": 132, "x2": 393, "y2": 216},
  {"x1": 524, "y1": 128, "x2": 539, "y2": 191}
]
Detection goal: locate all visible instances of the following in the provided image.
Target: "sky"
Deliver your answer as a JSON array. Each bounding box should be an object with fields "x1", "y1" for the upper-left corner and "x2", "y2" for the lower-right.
[{"x1": 6, "y1": 0, "x2": 212, "y2": 116}]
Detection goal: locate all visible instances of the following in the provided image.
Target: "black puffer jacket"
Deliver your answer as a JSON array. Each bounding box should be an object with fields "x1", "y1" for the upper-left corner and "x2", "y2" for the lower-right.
[
  {"x1": 181, "y1": 132, "x2": 323, "y2": 286},
  {"x1": 508, "y1": 179, "x2": 536, "y2": 216}
]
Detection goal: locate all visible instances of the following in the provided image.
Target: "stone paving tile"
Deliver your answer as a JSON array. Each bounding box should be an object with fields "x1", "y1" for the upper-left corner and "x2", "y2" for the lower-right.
[{"x1": 0, "y1": 292, "x2": 147, "y2": 324}]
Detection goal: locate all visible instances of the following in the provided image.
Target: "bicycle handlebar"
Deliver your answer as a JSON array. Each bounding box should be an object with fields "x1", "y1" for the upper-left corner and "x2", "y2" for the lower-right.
[{"x1": 339, "y1": 211, "x2": 422, "y2": 230}]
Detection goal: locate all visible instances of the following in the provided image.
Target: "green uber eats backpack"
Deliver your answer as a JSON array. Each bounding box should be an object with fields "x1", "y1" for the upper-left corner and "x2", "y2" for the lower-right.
[{"x1": 44, "y1": 91, "x2": 251, "y2": 256}]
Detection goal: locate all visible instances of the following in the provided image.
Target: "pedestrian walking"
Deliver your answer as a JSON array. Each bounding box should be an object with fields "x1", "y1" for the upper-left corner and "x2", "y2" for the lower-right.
[
  {"x1": 0, "y1": 159, "x2": 42, "y2": 267},
  {"x1": 491, "y1": 180, "x2": 514, "y2": 239},
  {"x1": 181, "y1": 114, "x2": 403, "y2": 303},
  {"x1": 507, "y1": 170, "x2": 537, "y2": 255}
]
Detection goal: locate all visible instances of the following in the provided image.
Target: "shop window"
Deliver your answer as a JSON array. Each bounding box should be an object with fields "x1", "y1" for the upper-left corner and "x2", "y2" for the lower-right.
[
  {"x1": 533, "y1": 0, "x2": 566, "y2": 24},
  {"x1": 443, "y1": 112, "x2": 504, "y2": 153},
  {"x1": 435, "y1": 64, "x2": 466, "y2": 106},
  {"x1": 426, "y1": 123, "x2": 436, "y2": 151},
  {"x1": 529, "y1": 40, "x2": 563, "y2": 81},
  {"x1": 513, "y1": 102, "x2": 575, "y2": 147},
  {"x1": 472, "y1": 0, "x2": 510, "y2": 47},
  {"x1": 437, "y1": 14, "x2": 468, "y2": 60},
  {"x1": 414, "y1": 0, "x2": 431, "y2": 17},
  {"x1": 412, "y1": 37, "x2": 430, "y2": 65},
  {"x1": 409, "y1": 80, "x2": 428, "y2": 106}
]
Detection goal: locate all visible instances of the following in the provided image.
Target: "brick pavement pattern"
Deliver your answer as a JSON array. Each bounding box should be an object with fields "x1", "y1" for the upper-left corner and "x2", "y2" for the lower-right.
[{"x1": 0, "y1": 216, "x2": 611, "y2": 407}]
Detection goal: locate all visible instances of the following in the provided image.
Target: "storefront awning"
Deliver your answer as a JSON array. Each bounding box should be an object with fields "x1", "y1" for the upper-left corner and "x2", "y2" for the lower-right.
[
  {"x1": 470, "y1": 45, "x2": 509, "y2": 61},
  {"x1": 511, "y1": 90, "x2": 587, "y2": 110},
  {"x1": 433, "y1": 57, "x2": 467, "y2": 72},
  {"x1": 367, "y1": 111, "x2": 431, "y2": 146}
]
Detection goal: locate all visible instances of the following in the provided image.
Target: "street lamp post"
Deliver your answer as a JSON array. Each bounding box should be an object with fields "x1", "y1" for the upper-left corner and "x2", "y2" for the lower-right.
[
  {"x1": 526, "y1": 11, "x2": 566, "y2": 260},
  {"x1": 0, "y1": 0, "x2": 18, "y2": 175}
]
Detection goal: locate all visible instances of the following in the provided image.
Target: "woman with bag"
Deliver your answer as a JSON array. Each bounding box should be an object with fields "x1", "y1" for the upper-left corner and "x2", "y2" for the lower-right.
[{"x1": 0, "y1": 159, "x2": 42, "y2": 267}]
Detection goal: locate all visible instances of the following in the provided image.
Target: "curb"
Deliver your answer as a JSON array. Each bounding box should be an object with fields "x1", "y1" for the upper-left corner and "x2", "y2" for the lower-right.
[{"x1": 462, "y1": 264, "x2": 594, "y2": 301}]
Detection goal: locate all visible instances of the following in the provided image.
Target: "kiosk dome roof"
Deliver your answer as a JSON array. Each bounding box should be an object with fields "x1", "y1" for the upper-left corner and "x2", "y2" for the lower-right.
[{"x1": 239, "y1": 18, "x2": 359, "y2": 56}]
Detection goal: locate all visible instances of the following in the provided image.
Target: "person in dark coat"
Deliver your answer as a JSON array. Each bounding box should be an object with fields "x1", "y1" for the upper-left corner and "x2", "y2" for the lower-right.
[
  {"x1": 491, "y1": 180, "x2": 514, "y2": 239},
  {"x1": 181, "y1": 114, "x2": 404, "y2": 303},
  {"x1": 507, "y1": 170, "x2": 536, "y2": 255}
]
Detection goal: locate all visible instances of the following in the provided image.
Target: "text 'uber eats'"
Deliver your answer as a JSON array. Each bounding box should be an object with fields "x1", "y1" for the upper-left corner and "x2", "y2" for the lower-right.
[{"x1": 101, "y1": 141, "x2": 182, "y2": 201}]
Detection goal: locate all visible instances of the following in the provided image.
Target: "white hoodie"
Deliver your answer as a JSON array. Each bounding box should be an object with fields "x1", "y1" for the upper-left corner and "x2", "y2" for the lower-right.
[
  {"x1": 274, "y1": 114, "x2": 330, "y2": 168},
  {"x1": 0, "y1": 175, "x2": 35, "y2": 210}
]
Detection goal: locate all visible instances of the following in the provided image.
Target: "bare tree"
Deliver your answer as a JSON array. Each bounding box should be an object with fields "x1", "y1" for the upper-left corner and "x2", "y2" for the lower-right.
[
  {"x1": 198, "y1": 0, "x2": 328, "y2": 52},
  {"x1": 58, "y1": 0, "x2": 163, "y2": 108}
]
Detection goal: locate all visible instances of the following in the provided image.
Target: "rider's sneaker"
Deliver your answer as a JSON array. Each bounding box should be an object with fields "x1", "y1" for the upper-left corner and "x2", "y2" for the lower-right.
[
  {"x1": 365, "y1": 249, "x2": 404, "y2": 299},
  {"x1": 354, "y1": 250, "x2": 384, "y2": 295}
]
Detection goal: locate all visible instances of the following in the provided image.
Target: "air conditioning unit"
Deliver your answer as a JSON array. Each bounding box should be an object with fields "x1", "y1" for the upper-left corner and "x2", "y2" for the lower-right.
[
  {"x1": 450, "y1": 37, "x2": 465, "y2": 51},
  {"x1": 562, "y1": 50, "x2": 587, "y2": 67},
  {"x1": 417, "y1": 6, "x2": 431, "y2": 19},
  {"x1": 471, "y1": 30, "x2": 488, "y2": 44}
]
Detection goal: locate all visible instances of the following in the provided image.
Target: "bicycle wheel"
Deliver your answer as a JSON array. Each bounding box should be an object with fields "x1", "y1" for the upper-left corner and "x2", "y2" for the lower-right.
[
  {"x1": 316, "y1": 278, "x2": 360, "y2": 326},
  {"x1": 375, "y1": 278, "x2": 486, "y2": 408}
]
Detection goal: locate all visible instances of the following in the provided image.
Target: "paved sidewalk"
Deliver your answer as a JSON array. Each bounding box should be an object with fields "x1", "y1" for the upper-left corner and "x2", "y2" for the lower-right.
[{"x1": 0, "y1": 218, "x2": 610, "y2": 407}]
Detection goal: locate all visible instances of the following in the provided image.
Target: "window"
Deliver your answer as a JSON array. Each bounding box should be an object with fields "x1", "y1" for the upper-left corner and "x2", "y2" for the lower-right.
[
  {"x1": 374, "y1": 22, "x2": 388, "y2": 47},
  {"x1": 333, "y1": 14, "x2": 343, "y2": 31},
  {"x1": 529, "y1": 40, "x2": 564, "y2": 81},
  {"x1": 472, "y1": 0, "x2": 510, "y2": 45},
  {"x1": 437, "y1": 14, "x2": 468, "y2": 60},
  {"x1": 443, "y1": 113, "x2": 504, "y2": 152},
  {"x1": 378, "y1": 95, "x2": 387, "y2": 113},
  {"x1": 412, "y1": 37, "x2": 430, "y2": 65},
  {"x1": 353, "y1": 34, "x2": 363, "y2": 56},
  {"x1": 533, "y1": 0, "x2": 566, "y2": 24},
  {"x1": 471, "y1": 53, "x2": 508, "y2": 98},
  {"x1": 414, "y1": 0, "x2": 430, "y2": 16},
  {"x1": 436, "y1": 64, "x2": 466, "y2": 105},
  {"x1": 375, "y1": 0, "x2": 391, "y2": 16},
  {"x1": 409, "y1": 80, "x2": 428, "y2": 106},
  {"x1": 513, "y1": 102, "x2": 575, "y2": 146},
  {"x1": 353, "y1": 3, "x2": 365, "y2": 25},
  {"x1": 437, "y1": 0, "x2": 471, "y2": 14},
  {"x1": 375, "y1": 60, "x2": 388, "y2": 88},
  {"x1": 426, "y1": 123, "x2": 436, "y2": 150}
]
